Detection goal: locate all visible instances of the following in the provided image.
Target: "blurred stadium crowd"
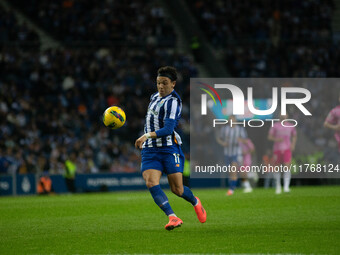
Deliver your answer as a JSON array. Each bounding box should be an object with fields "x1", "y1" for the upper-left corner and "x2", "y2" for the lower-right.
[
  {"x1": 0, "y1": 0, "x2": 339, "y2": 175},
  {"x1": 0, "y1": 48, "x2": 195, "y2": 174},
  {"x1": 0, "y1": 1, "x2": 194, "y2": 174},
  {"x1": 0, "y1": 6, "x2": 39, "y2": 49},
  {"x1": 188, "y1": 0, "x2": 338, "y2": 77},
  {"x1": 11, "y1": 0, "x2": 176, "y2": 47}
]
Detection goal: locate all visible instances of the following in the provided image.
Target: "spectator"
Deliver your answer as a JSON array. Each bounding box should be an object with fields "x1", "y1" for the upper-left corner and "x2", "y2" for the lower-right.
[
  {"x1": 64, "y1": 152, "x2": 77, "y2": 193},
  {"x1": 37, "y1": 172, "x2": 53, "y2": 195}
]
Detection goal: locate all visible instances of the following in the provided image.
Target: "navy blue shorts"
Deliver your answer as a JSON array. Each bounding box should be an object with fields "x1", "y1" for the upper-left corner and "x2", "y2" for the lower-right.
[{"x1": 141, "y1": 145, "x2": 184, "y2": 175}]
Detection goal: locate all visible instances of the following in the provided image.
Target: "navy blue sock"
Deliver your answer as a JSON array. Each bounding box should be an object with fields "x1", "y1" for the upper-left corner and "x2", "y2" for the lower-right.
[
  {"x1": 180, "y1": 186, "x2": 198, "y2": 206},
  {"x1": 149, "y1": 185, "x2": 174, "y2": 216},
  {"x1": 229, "y1": 180, "x2": 238, "y2": 190}
]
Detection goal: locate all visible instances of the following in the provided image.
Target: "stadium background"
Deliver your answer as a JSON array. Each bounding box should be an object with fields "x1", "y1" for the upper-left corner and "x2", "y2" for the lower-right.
[
  {"x1": 0, "y1": 1, "x2": 339, "y2": 254},
  {"x1": 1, "y1": 0, "x2": 339, "y2": 191}
]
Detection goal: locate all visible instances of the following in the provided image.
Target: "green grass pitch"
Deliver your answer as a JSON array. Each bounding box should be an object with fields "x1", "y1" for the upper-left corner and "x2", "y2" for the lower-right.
[{"x1": 0, "y1": 186, "x2": 339, "y2": 254}]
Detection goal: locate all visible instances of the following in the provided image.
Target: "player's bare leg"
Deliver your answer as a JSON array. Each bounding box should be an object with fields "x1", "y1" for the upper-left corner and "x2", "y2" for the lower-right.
[
  {"x1": 167, "y1": 172, "x2": 184, "y2": 196},
  {"x1": 143, "y1": 169, "x2": 162, "y2": 189},
  {"x1": 168, "y1": 172, "x2": 206, "y2": 223},
  {"x1": 143, "y1": 169, "x2": 182, "y2": 230}
]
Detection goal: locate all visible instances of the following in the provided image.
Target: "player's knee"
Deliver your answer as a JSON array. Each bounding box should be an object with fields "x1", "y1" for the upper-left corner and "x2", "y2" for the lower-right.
[
  {"x1": 171, "y1": 186, "x2": 183, "y2": 196},
  {"x1": 145, "y1": 179, "x2": 159, "y2": 189}
]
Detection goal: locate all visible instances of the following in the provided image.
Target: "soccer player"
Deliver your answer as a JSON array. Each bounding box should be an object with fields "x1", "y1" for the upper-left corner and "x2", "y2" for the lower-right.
[
  {"x1": 135, "y1": 66, "x2": 206, "y2": 231},
  {"x1": 216, "y1": 115, "x2": 251, "y2": 195},
  {"x1": 268, "y1": 114, "x2": 297, "y2": 194},
  {"x1": 324, "y1": 95, "x2": 340, "y2": 153}
]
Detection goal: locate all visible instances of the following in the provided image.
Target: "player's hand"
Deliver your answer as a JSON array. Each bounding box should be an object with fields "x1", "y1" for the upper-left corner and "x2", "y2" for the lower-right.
[{"x1": 135, "y1": 135, "x2": 147, "y2": 149}]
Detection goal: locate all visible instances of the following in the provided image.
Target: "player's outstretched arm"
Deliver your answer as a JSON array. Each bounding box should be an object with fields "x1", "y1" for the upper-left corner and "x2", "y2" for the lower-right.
[
  {"x1": 135, "y1": 132, "x2": 157, "y2": 149},
  {"x1": 135, "y1": 119, "x2": 177, "y2": 149}
]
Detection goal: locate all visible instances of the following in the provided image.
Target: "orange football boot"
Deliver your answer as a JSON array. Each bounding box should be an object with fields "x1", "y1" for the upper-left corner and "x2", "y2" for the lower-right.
[
  {"x1": 194, "y1": 197, "x2": 207, "y2": 223},
  {"x1": 165, "y1": 216, "x2": 183, "y2": 231}
]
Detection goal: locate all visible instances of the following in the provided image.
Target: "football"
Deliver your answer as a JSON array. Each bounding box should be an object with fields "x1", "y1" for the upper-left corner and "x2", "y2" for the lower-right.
[{"x1": 102, "y1": 106, "x2": 126, "y2": 129}]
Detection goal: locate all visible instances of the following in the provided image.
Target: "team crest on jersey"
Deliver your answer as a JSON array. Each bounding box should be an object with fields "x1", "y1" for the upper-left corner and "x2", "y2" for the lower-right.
[{"x1": 158, "y1": 100, "x2": 165, "y2": 107}]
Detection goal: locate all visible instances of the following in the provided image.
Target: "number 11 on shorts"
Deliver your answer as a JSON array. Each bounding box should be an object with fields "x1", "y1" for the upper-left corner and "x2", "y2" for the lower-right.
[{"x1": 173, "y1": 153, "x2": 180, "y2": 163}]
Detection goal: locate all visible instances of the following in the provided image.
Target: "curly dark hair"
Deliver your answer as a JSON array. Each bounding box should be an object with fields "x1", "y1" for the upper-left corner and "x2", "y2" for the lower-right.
[{"x1": 157, "y1": 66, "x2": 177, "y2": 81}]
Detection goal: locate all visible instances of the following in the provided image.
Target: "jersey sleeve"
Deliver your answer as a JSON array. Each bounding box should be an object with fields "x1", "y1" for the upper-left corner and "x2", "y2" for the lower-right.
[
  {"x1": 164, "y1": 98, "x2": 180, "y2": 120},
  {"x1": 155, "y1": 119, "x2": 176, "y2": 137},
  {"x1": 325, "y1": 108, "x2": 337, "y2": 124}
]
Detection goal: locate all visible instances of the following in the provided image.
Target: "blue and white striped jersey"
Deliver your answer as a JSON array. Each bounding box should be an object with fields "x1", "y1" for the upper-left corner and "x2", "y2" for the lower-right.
[
  {"x1": 219, "y1": 125, "x2": 247, "y2": 156},
  {"x1": 142, "y1": 90, "x2": 182, "y2": 148}
]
